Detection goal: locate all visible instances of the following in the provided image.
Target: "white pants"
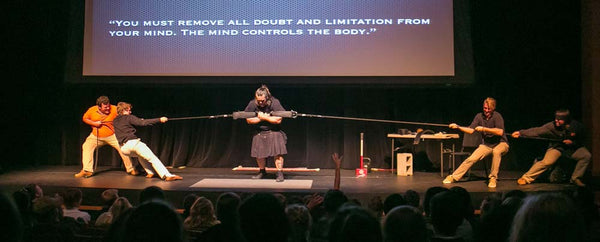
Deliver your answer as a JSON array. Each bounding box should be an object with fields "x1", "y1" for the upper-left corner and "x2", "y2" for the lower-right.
[{"x1": 120, "y1": 139, "x2": 173, "y2": 179}]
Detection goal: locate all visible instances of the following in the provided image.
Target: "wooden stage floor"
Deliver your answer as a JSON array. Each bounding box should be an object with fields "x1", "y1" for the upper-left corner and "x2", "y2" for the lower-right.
[{"x1": 0, "y1": 165, "x2": 583, "y2": 210}]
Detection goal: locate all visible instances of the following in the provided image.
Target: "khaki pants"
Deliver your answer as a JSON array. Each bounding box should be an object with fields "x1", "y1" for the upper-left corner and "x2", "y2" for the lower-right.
[
  {"x1": 520, "y1": 147, "x2": 591, "y2": 183},
  {"x1": 450, "y1": 142, "x2": 509, "y2": 180},
  {"x1": 81, "y1": 133, "x2": 134, "y2": 173}
]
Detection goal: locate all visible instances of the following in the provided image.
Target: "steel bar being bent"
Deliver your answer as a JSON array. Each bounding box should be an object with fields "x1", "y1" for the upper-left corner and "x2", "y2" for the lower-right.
[{"x1": 234, "y1": 111, "x2": 450, "y2": 127}]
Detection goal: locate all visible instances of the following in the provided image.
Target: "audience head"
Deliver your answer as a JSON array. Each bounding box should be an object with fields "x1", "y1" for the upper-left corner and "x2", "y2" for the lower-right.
[
  {"x1": 139, "y1": 186, "x2": 165, "y2": 204},
  {"x1": 449, "y1": 186, "x2": 474, "y2": 219},
  {"x1": 479, "y1": 193, "x2": 502, "y2": 219},
  {"x1": 429, "y1": 191, "x2": 463, "y2": 237},
  {"x1": 110, "y1": 197, "x2": 132, "y2": 221},
  {"x1": 323, "y1": 189, "x2": 348, "y2": 215},
  {"x1": 121, "y1": 200, "x2": 184, "y2": 242},
  {"x1": 285, "y1": 204, "x2": 312, "y2": 242},
  {"x1": 382, "y1": 205, "x2": 428, "y2": 242},
  {"x1": 510, "y1": 192, "x2": 585, "y2": 242},
  {"x1": 367, "y1": 195, "x2": 384, "y2": 218},
  {"x1": 23, "y1": 184, "x2": 43, "y2": 201},
  {"x1": 383, "y1": 193, "x2": 406, "y2": 215},
  {"x1": 62, "y1": 188, "x2": 83, "y2": 209},
  {"x1": 215, "y1": 192, "x2": 241, "y2": 223},
  {"x1": 32, "y1": 195, "x2": 63, "y2": 223},
  {"x1": 182, "y1": 193, "x2": 199, "y2": 218},
  {"x1": 239, "y1": 192, "x2": 289, "y2": 242},
  {"x1": 184, "y1": 196, "x2": 219, "y2": 231},
  {"x1": 404, "y1": 189, "x2": 420, "y2": 209},
  {"x1": 423, "y1": 186, "x2": 449, "y2": 217},
  {"x1": 328, "y1": 203, "x2": 382, "y2": 242},
  {"x1": 102, "y1": 189, "x2": 119, "y2": 205},
  {"x1": 502, "y1": 189, "x2": 527, "y2": 201}
]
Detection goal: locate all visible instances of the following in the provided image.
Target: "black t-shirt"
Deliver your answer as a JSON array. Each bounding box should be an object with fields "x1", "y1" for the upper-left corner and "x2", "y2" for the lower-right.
[
  {"x1": 244, "y1": 97, "x2": 285, "y2": 131},
  {"x1": 113, "y1": 114, "x2": 161, "y2": 145},
  {"x1": 468, "y1": 111, "x2": 508, "y2": 147}
]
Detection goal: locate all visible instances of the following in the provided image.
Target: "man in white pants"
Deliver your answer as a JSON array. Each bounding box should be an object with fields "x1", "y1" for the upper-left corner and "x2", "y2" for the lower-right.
[{"x1": 113, "y1": 102, "x2": 182, "y2": 181}]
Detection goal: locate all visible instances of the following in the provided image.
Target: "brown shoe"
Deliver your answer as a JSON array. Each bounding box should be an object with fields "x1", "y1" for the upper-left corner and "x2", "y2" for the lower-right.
[
  {"x1": 443, "y1": 175, "x2": 455, "y2": 184},
  {"x1": 572, "y1": 178, "x2": 586, "y2": 187},
  {"x1": 74, "y1": 170, "x2": 93, "y2": 178},
  {"x1": 128, "y1": 170, "x2": 140, "y2": 176},
  {"x1": 517, "y1": 178, "x2": 528, "y2": 185},
  {"x1": 165, "y1": 175, "x2": 183, "y2": 181},
  {"x1": 146, "y1": 174, "x2": 155, "y2": 178},
  {"x1": 488, "y1": 178, "x2": 497, "y2": 188}
]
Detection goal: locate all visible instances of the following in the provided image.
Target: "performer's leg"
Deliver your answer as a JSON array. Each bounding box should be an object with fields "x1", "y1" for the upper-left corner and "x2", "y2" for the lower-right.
[
  {"x1": 519, "y1": 148, "x2": 561, "y2": 184},
  {"x1": 488, "y1": 142, "x2": 509, "y2": 179},
  {"x1": 252, "y1": 158, "x2": 267, "y2": 179},
  {"x1": 131, "y1": 141, "x2": 176, "y2": 179},
  {"x1": 121, "y1": 140, "x2": 154, "y2": 177},
  {"x1": 445, "y1": 145, "x2": 491, "y2": 182},
  {"x1": 78, "y1": 134, "x2": 98, "y2": 176},
  {"x1": 105, "y1": 134, "x2": 136, "y2": 174},
  {"x1": 570, "y1": 147, "x2": 591, "y2": 183},
  {"x1": 275, "y1": 155, "x2": 284, "y2": 182}
]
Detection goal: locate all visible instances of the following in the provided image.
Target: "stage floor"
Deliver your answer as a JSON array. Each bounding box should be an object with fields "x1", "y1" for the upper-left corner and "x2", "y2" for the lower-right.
[{"x1": 0, "y1": 165, "x2": 582, "y2": 210}]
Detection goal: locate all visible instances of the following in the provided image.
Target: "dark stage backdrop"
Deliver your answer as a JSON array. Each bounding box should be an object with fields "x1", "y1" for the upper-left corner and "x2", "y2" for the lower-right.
[{"x1": 4, "y1": 1, "x2": 583, "y2": 174}]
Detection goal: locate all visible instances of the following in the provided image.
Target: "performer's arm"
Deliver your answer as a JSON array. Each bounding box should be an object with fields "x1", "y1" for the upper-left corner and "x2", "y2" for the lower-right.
[
  {"x1": 474, "y1": 126, "x2": 504, "y2": 136},
  {"x1": 449, "y1": 123, "x2": 476, "y2": 134},
  {"x1": 82, "y1": 108, "x2": 102, "y2": 127},
  {"x1": 257, "y1": 112, "x2": 282, "y2": 124}
]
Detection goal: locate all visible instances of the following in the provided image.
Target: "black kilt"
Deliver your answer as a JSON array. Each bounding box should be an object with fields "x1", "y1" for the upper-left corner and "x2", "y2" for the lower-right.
[{"x1": 251, "y1": 131, "x2": 287, "y2": 159}]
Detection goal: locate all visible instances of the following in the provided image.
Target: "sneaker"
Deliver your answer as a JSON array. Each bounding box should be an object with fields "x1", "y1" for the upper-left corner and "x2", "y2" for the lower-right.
[
  {"x1": 488, "y1": 178, "x2": 497, "y2": 188},
  {"x1": 517, "y1": 178, "x2": 528, "y2": 185},
  {"x1": 165, "y1": 175, "x2": 183, "y2": 181},
  {"x1": 442, "y1": 175, "x2": 455, "y2": 184},
  {"x1": 276, "y1": 171, "x2": 284, "y2": 182},
  {"x1": 127, "y1": 170, "x2": 140, "y2": 176},
  {"x1": 74, "y1": 170, "x2": 93, "y2": 178},
  {"x1": 252, "y1": 172, "x2": 266, "y2": 179},
  {"x1": 572, "y1": 178, "x2": 586, "y2": 187}
]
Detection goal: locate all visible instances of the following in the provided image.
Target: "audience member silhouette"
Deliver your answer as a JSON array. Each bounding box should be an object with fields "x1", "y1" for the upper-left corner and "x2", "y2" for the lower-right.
[
  {"x1": 311, "y1": 189, "x2": 348, "y2": 242},
  {"x1": 100, "y1": 189, "x2": 119, "y2": 214},
  {"x1": 29, "y1": 195, "x2": 75, "y2": 242},
  {"x1": 404, "y1": 189, "x2": 421, "y2": 210},
  {"x1": 449, "y1": 186, "x2": 476, "y2": 242},
  {"x1": 62, "y1": 188, "x2": 91, "y2": 224},
  {"x1": 382, "y1": 205, "x2": 428, "y2": 242},
  {"x1": 239, "y1": 192, "x2": 290, "y2": 242},
  {"x1": 95, "y1": 197, "x2": 132, "y2": 227},
  {"x1": 476, "y1": 196, "x2": 523, "y2": 242},
  {"x1": 116, "y1": 200, "x2": 184, "y2": 242},
  {"x1": 286, "y1": 204, "x2": 313, "y2": 242},
  {"x1": 181, "y1": 193, "x2": 199, "y2": 219},
  {"x1": 383, "y1": 193, "x2": 406, "y2": 215},
  {"x1": 509, "y1": 192, "x2": 586, "y2": 242},
  {"x1": 328, "y1": 203, "x2": 382, "y2": 242},
  {"x1": 367, "y1": 195, "x2": 384, "y2": 221},
  {"x1": 183, "y1": 197, "x2": 220, "y2": 233},
  {"x1": 138, "y1": 185, "x2": 165, "y2": 204},
  {"x1": 196, "y1": 192, "x2": 244, "y2": 242},
  {"x1": 423, "y1": 186, "x2": 449, "y2": 218},
  {"x1": 429, "y1": 191, "x2": 465, "y2": 242},
  {"x1": 0, "y1": 191, "x2": 23, "y2": 242}
]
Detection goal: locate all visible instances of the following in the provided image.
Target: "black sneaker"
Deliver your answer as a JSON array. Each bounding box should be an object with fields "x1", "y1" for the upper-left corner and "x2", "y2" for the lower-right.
[
  {"x1": 252, "y1": 172, "x2": 266, "y2": 179},
  {"x1": 276, "y1": 171, "x2": 284, "y2": 182}
]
